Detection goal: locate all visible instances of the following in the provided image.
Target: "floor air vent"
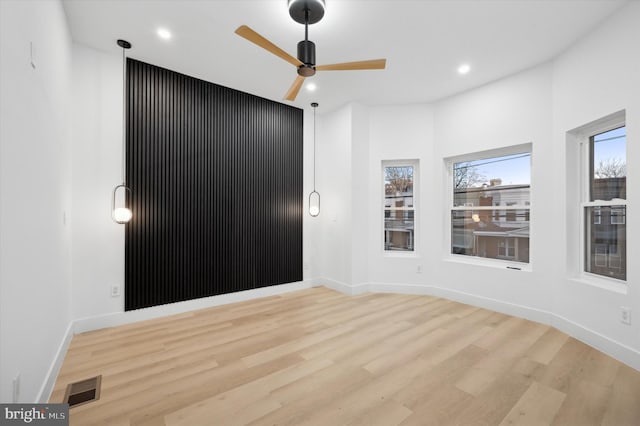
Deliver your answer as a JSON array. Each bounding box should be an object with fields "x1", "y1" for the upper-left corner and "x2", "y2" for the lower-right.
[{"x1": 64, "y1": 375, "x2": 102, "y2": 408}]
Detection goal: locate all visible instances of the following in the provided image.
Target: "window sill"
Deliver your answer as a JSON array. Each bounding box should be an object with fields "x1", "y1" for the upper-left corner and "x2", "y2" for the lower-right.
[
  {"x1": 569, "y1": 275, "x2": 627, "y2": 295},
  {"x1": 383, "y1": 250, "x2": 420, "y2": 259},
  {"x1": 444, "y1": 254, "x2": 532, "y2": 272}
]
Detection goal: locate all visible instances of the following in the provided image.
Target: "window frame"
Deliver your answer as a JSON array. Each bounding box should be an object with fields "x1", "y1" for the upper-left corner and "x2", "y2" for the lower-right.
[
  {"x1": 445, "y1": 143, "x2": 532, "y2": 269},
  {"x1": 382, "y1": 159, "x2": 419, "y2": 255},
  {"x1": 578, "y1": 114, "x2": 627, "y2": 283}
]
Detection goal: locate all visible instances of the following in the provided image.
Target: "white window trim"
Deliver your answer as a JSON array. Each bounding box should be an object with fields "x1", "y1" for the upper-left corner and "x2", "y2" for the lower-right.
[
  {"x1": 444, "y1": 143, "x2": 532, "y2": 270},
  {"x1": 575, "y1": 110, "x2": 627, "y2": 286},
  {"x1": 382, "y1": 159, "x2": 419, "y2": 256}
]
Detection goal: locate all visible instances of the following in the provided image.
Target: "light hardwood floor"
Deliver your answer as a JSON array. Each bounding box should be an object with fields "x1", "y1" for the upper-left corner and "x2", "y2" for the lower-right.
[{"x1": 50, "y1": 287, "x2": 640, "y2": 425}]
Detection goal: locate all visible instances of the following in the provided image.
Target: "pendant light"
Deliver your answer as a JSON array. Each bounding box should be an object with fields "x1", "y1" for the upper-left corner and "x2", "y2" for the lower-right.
[
  {"x1": 112, "y1": 39, "x2": 132, "y2": 224},
  {"x1": 309, "y1": 102, "x2": 320, "y2": 216}
]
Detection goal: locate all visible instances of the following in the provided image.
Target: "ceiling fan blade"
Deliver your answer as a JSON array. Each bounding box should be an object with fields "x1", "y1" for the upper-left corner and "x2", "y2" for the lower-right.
[
  {"x1": 235, "y1": 25, "x2": 303, "y2": 67},
  {"x1": 316, "y1": 59, "x2": 387, "y2": 71},
  {"x1": 284, "y1": 75, "x2": 305, "y2": 101}
]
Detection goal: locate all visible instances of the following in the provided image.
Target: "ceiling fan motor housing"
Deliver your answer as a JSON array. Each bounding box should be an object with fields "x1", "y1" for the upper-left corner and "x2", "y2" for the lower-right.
[
  {"x1": 297, "y1": 40, "x2": 316, "y2": 66},
  {"x1": 297, "y1": 40, "x2": 316, "y2": 76}
]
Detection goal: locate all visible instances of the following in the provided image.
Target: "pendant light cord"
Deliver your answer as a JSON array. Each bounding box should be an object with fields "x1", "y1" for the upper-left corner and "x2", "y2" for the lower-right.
[
  {"x1": 313, "y1": 104, "x2": 316, "y2": 192},
  {"x1": 121, "y1": 45, "x2": 126, "y2": 185}
]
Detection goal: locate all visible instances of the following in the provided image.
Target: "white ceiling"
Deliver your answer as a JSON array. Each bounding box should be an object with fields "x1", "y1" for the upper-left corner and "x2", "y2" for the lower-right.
[{"x1": 62, "y1": 0, "x2": 627, "y2": 113}]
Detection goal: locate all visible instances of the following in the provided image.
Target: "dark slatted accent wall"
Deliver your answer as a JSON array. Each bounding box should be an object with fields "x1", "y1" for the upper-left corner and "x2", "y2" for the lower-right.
[{"x1": 124, "y1": 58, "x2": 303, "y2": 311}]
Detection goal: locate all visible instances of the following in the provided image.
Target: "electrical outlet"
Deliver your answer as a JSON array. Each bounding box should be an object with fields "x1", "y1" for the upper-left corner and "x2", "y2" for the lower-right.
[
  {"x1": 13, "y1": 372, "x2": 20, "y2": 403},
  {"x1": 416, "y1": 265, "x2": 423, "y2": 274},
  {"x1": 621, "y1": 307, "x2": 631, "y2": 325},
  {"x1": 111, "y1": 284, "x2": 121, "y2": 297}
]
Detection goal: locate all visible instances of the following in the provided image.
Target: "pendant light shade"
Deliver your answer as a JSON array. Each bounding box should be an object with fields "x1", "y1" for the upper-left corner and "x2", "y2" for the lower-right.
[
  {"x1": 113, "y1": 208, "x2": 132, "y2": 223},
  {"x1": 112, "y1": 184, "x2": 132, "y2": 223},
  {"x1": 309, "y1": 191, "x2": 320, "y2": 217},
  {"x1": 309, "y1": 102, "x2": 320, "y2": 217},
  {"x1": 112, "y1": 39, "x2": 132, "y2": 224}
]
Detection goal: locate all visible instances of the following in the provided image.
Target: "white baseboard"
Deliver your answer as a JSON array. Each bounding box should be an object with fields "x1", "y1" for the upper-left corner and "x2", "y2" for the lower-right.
[
  {"x1": 552, "y1": 313, "x2": 640, "y2": 372},
  {"x1": 320, "y1": 277, "x2": 367, "y2": 295},
  {"x1": 322, "y1": 280, "x2": 640, "y2": 371},
  {"x1": 74, "y1": 280, "x2": 313, "y2": 334},
  {"x1": 36, "y1": 321, "x2": 74, "y2": 403},
  {"x1": 368, "y1": 282, "x2": 552, "y2": 324}
]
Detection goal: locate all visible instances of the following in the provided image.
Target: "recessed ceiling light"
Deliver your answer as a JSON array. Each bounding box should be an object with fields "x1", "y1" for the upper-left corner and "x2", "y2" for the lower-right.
[
  {"x1": 457, "y1": 64, "x2": 471, "y2": 75},
  {"x1": 157, "y1": 28, "x2": 172, "y2": 40},
  {"x1": 306, "y1": 82, "x2": 317, "y2": 92}
]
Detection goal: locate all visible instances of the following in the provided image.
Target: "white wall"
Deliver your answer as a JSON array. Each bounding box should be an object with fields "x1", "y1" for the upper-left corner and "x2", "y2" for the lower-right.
[
  {"x1": 432, "y1": 64, "x2": 554, "y2": 316},
  {"x1": 350, "y1": 104, "x2": 370, "y2": 286},
  {"x1": 316, "y1": 2, "x2": 639, "y2": 368},
  {"x1": 317, "y1": 104, "x2": 353, "y2": 287},
  {"x1": 552, "y1": 1, "x2": 640, "y2": 361},
  {"x1": 303, "y1": 104, "x2": 321, "y2": 283},
  {"x1": 0, "y1": 0, "x2": 73, "y2": 402},
  {"x1": 367, "y1": 104, "x2": 434, "y2": 286},
  {"x1": 71, "y1": 44, "x2": 125, "y2": 320}
]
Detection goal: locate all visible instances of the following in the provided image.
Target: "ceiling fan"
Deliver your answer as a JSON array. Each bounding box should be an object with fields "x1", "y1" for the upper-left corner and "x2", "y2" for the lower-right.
[{"x1": 235, "y1": 0, "x2": 386, "y2": 101}]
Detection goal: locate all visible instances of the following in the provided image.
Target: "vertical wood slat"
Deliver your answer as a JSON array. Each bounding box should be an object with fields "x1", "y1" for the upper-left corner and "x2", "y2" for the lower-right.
[{"x1": 124, "y1": 59, "x2": 303, "y2": 311}]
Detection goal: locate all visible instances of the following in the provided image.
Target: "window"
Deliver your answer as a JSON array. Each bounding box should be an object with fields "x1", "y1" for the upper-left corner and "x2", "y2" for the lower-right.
[
  {"x1": 506, "y1": 203, "x2": 517, "y2": 222},
  {"x1": 450, "y1": 147, "x2": 531, "y2": 264},
  {"x1": 610, "y1": 207, "x2": 625, "y2": 225},
  {"x1": 594, "y1": 244, "x2": 607, "y2": 267},
  {"x1": 583, "y1": 123, "x2": 626, "y2": 281},
  {"x1": 383, "y1": 161, "x2": 417, "y2": 252},
  {"x1": 498, "y1": 238, "x2": 516, "y2": 259},
  {"x1": 593, "y1": 207, "x2": 601, "y2": 225}
]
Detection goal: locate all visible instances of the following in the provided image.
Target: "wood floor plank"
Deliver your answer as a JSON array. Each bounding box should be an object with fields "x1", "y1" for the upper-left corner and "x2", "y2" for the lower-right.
[
  {"x1": 473, "y1": 316, "x2": 528, "y2": 350},
  {"x1": 498, "y1": 381, "x2": 566, "y2": 426},
  {"x1": 249, "y1": 364, "x2": 374, "y2": 425},
  {"x1": 363, "y1": 327, "x2": 450, "y2": 374},
  {"x1": 163, "y1": 358, "x2": 332, "y2": 425},
  {"x1": 534, "y1": 336, "x2": 591, "y2": 393},
  {"x1": 601, "y1": 364, "x2": 640, "y2": 426},
  {"x1": 49, "y1": 287, "x2": 640, "y2": 426},
  {"x1": 398, "y1": 384, "x2": 473, "y2": 426},
  {"x1": 300, "y1": 320, "x2": 415, "y2": 362},
  {"x1": 570, "y1": 344, "x2": 621, "y2": 388},
  {"x1": 526, "y1": 327, "x2": 570, "y2": 365},
  {"x1": 294, "y1": 356, "x2": 433, "y2": 426},
  {"x1": 341, "y1": 312, "x2": 456, "y2": 368},
  {"x1": 392, "y1": 344, "x2": 488, "y2": 410},
  {"x1": 451, "y1": 371, "x2": 533, "y2": 425},
  {"x1": 344, "y1": 398, "x2": 413, "y2": 426},
  {"x1": 551, "y1": 379, "x2": 612, "y2": 426},
  {"x1": 364, "y1": 308, "x2": 494, "y2": 375},
  {"x1": 240, "y1": 323, "x2": 354, "y2": 368},
  {"x1": 455, "y1": 321, "x2": 548, "y2": 396}
]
